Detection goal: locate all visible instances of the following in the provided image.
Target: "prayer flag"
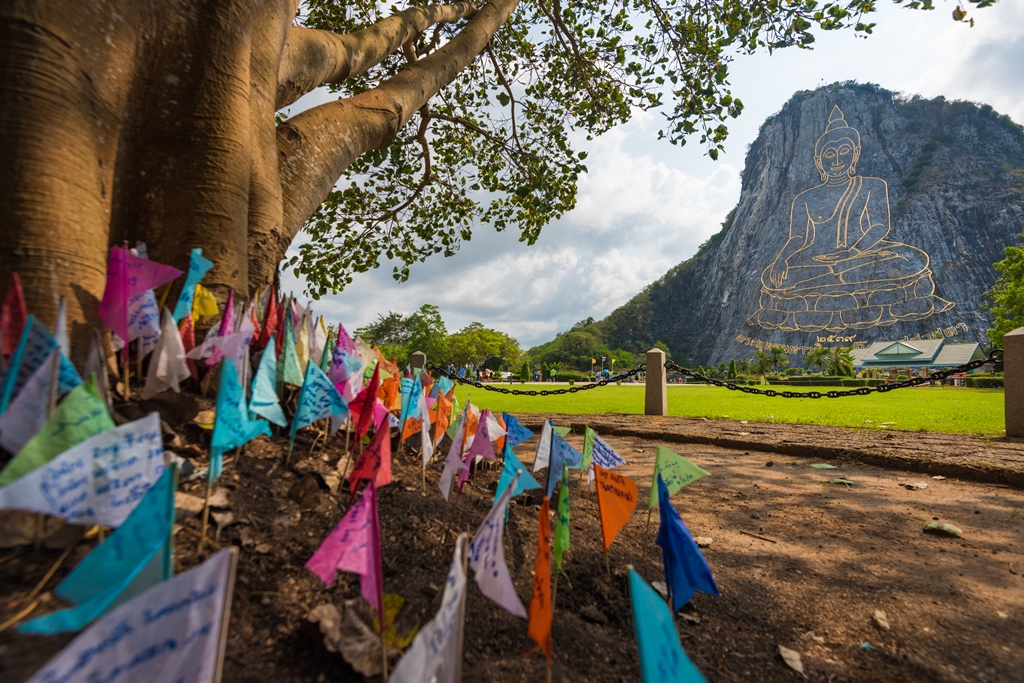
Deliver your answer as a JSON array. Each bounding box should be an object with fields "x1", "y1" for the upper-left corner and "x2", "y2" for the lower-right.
[
  {"x1": 379, "y1": 375, "x2": 400, "y2": 412},
  {"x1": 319, "y1": 329, "x2": 333, "y2": 373},
  {"x1": 647, "y1": 446, "x2": 710, "y2": 509},
  {"x1": 439, "y1": 401, "x2": 469, "y2": 502},
  {"x1": 594, "y1": 464, "x2": 638, "y2": 551},
  {"x1": 459, "y1": 409, "x2": 498, "y2": 491},
  {"x1": 432, "y1": 390, "x2": 453, "y2": 447},
  {"x1": 255, "y1": 285, "x2": 278, "y2": 351},
  {"x1": 469, "y1": 471, "x2": 526, "y2": 618},
  {"x1": 588, "y1": 431, "x2": 626, "y2": 482},
  {"x1": 390, "y1": 534, "x2": 468, "y2": 683},
  {"x1": 291, "y1": 360, "x2": 347, "y2": 439},
  {"x1": 348, "y1": 421, "x2": 392, "y2": 495},
  {"x1": 0, "y1": 413, "x2": 164, "y2": 527},
  {"x1": 1, "y1": 272, "x2": 27, "y2": 358},
  {"x1": 55, "y1": 296, "x2": 70, "y2": 359},
  {"x1": 546, "y1": 433, "x2": 583, "y2": 498},
  {"x1": 582, "y1": 426, "x2": 597, "y2": 470},
  {"x1": 527, "y1": 496, "x2": 553, "y2": 664},
  {"x1": 179, "y1": 313, "x2": 200, "y2": 382},
  {"x1": 655, "y1": 474, "x2": 719, "y2": 612},
  {"x1": 494, "y1": 444, "x2": 541, "y2": 505},
  {"x1": 418, "y1": 389, "x2": 434, "y2": 467},
  {"x1": 0, "y1": 350, "x2": 57, "y2": 455},
  {"x1": 98, "y1": 246, "x2": 181, "y2": 342},
  {"x1": 280, "y1": 311, "x2": 304, "y2": 387},
  {"x1": 250, "y1": 334, "x2": 287, "y2": 426},
  {"x1": 191, "y1": 283, "x2": 219, "y2": 321},
  {"x1": 24, "y1": 548, "x2": 237, "y2": 683},
  {"x1": 398, "y1": 376, "x2": 421, "y2": 439},
  {"x1": 532, "y1": 421, "x2": 552, "y2": 473},
  {"x1": 503, "y1": 413, "x2": 534, "y2": 449},
  {"x1": 0, "y1": 316, "x2": 82, "y2": 405},
  {"x1": 172, "y1": 247, "x2": 214, "y2": 322},
  {"x1": 306, "y1": 481, "x2": 383, "y2": 620},
  {"x1": 19, "y1": 468, "x2": 174, "y2": 634},
  {"x1": 0, "y1": 377, "x2": 115, "y2": 486},
  {"x1": 628, "y1": 569, "x2": 707, "y2": 683},
  {"x1": 210, "y1": 361, "x2": 270, "y2": 484},
  {"x1": 141, "y1": 309, "x2": 190, "y2": 400},
  {"x1": 335, "y1": 322, "x2": 356, "y2": 356},
  {"x1": 350, "y1": 365, "x2": 380, "y2": 441},
  {"x1": 294, "y1": 313, "x2": 310, "y2": 370},
  {"x1": 84, "y1": 328, "x2": 114, "y2": 409},
  {"x1": 552, "y1": 425, "x2": 571, "y2": 437},
  {"x1": 553, "y1": 465, "x2": 570, "y2": 574},
  {"x1": 0, "y1": 315, "x2": 32, "y2": 412}
]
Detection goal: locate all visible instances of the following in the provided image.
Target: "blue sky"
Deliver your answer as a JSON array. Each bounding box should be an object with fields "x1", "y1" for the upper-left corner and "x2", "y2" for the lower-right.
[{"x1": 283, "y1": 1, "x2": 1024, "y2": 349}]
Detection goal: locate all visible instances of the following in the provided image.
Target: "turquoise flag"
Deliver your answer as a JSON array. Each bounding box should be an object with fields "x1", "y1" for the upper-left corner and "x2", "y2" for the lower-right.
[
  {"x1": 0, "y1": 315, "x2": 32, "y2": 412},
  {"x1": 280, "y1": 309, "x2": 304, "y2": 387},
  {"x1": 433, "y1": 376, "x2": 453, "y2": 399},
  {"x1": 250, "y1": 334, "x2": 287, "y2": 426},
  {"x1": 0, "y1": 316, "x2": 81, "y2": 409},
  {"x1": 397, "y1": 376, "x2": 420, "y2": 437},
  {"x1": 494, "y1": 443, "x2": 541, "y2": 505},
  {"x1": 212, "y1": 361, "x2": 270, "y2": 483},
  {"x1": 290, "y1": 360, "x2": 347, "y2": 439},
  {"x1": 172, "y1": 248, "x2": 213, "y2": 322},
  {"x1": 628, "y1": 569, "x2": 707, "y2": 683},
  {"x1": 19, "y1": 468, "x2": 174, "y2": 635}
]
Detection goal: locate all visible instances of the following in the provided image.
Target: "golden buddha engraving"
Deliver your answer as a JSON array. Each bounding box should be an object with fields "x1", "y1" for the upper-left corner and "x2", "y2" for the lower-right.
[{"x1": 748, "y1": 105, "x2": 954, "y2": 333}]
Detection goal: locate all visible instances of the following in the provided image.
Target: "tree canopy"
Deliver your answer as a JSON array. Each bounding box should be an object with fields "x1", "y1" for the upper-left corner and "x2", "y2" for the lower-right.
[{"x1": 984, "y1": 243, "x2": 1024, "y2": 348}]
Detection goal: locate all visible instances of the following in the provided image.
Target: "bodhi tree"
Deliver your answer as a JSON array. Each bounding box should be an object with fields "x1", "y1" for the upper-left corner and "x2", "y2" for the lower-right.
[{"x1": 0, "y1": 0, "x2": 992, "y2": 357}]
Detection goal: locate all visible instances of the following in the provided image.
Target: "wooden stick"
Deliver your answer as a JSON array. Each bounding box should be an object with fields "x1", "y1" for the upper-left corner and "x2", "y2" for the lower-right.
[
  {"x1": 36, "y1": 353, "x2": 63, "y2": 550},
  {"x1": 0, "y1": 598, "x2": 41, "y2": 633},
  {"x1": 199, "y1": 482, "x2": 212, "y2": 554},
  {"x1": 136, "y1": 339, "x2": 143, "y2": 391},
  {"x1": 379, "y1": 618, "x2": 389, "y2": 680},
  {"x1": 25, "y1": 543, "x2": 75, "y2": 604},
  {"x1": 605, "y1": 549, "x2": 612, "y2": 581},
  {"x1": 641, "y1": 508, "x2": 653, "y2": 562},
  {"x1": 739, "y1": 529, "x2": 778, "y2": 544}
]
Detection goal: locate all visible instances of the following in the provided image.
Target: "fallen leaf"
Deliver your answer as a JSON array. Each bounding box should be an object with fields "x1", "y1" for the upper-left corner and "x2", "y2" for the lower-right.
[
  {"x1": 923, "y1": 521, "x2": 963, "y2": 538},
  {"x1": 873, "y1": 610, "x2": 890, "y2": 631},
  {"x1": 778, "y1": 645, "x2": 805, "y2": 675},
  {"x1": 810, "y1": 464, "x2": 837, "y2": 470},
  {"x1": 829, "y1": 478, "x2": 855, "y2": 486}
]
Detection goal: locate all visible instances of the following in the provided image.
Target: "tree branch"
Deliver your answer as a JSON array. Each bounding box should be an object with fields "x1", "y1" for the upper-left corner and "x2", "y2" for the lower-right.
[
  {"x1": 276, "y1": 2, "x2": 477, "y2": 109},
  {"x1": 276, "y1": 0, "x2": 522, "y2": 239}
]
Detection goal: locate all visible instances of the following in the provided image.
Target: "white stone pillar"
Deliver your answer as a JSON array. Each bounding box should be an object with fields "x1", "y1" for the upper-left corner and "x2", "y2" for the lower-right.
[
  {"x1": 1004, "y1": 328, "x2": 1024, "y2": 437},
  {"x1": 645, "y1": 348, "x2": 667, "y2": 416}
]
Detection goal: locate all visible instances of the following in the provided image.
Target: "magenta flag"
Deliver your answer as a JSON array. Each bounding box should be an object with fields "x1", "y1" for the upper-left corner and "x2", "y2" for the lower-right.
[
  {"x1": 208, "y1": 287, "x2": 235, "y2": 365},
  {"x1": 98, "y1": 247, "x2": 182, "y2": 341},
  {"x1": 306, "y1": 481, "x2": 383, "y2": 619}
]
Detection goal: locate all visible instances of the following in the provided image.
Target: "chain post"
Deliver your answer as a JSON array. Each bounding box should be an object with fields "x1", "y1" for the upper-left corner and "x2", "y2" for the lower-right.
[
  {"x1": 645, "y1": 348, "x2": 667, "y2": 416},
  {"x1": 1004, "y1": 328, "x2": 1024, "y2": 437}
]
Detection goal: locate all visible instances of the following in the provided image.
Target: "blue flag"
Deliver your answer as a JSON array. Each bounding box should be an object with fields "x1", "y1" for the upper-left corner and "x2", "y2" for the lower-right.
[
  {"x1": 655, "y1": 474, "x2": 719, "y2": 612},
  {"x1": 250, "y1": 334, "x2": 287, "y2": 426},
  {"x1": 495, "y1": 443, "x2": 541, "y2": 506},
  {"x1": 291, "y1": 360, "x2": 347, "y2": 439},
  {"x1": 19, "y1": 468, "x2": 174, "y2": 635},
  {"x1": 172, "y1": 248, "x2": 213, "y2": 322},
  {"x1": 546, "y1": 433, "x2": 583, "y2": 498},
  {"x1": 432, "y1": 376, "x2": 453, "y2": 399},
  {"x1": 212, "y1": 361, "x2": 271, "y2": 483},
  {"x1": 0, "y1": 316, "x2": 81, "y2": 409},
  {"x1": 628, "y1": 569, "x2": 707, "y2": 682},
  {"x1": 503, "y1": 413, "x2": 534, "y2": 449},
  {"x1": 397, "y1": 376, "x2": 420, "y2": 436}
]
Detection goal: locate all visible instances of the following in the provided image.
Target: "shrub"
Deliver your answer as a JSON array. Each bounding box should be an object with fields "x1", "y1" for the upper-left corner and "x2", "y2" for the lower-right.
[
  {"x1": 558, "y1": 370, "x2": 587, "y2": 383},
  {"x1": 748, "y1": 379, "x2": 760, "y2": 386},
  {"x1": 965, "y1": 376, "x2": 1004, "y2": 388}
]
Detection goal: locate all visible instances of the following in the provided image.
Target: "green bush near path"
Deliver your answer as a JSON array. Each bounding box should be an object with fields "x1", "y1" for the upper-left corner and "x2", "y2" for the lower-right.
[{"x1": 451, "y1": 385, "x2": 1005, "y2": 436}]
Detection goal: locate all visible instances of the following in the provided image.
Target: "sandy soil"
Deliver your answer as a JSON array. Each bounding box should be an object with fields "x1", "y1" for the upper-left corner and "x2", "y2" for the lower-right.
[{"x1": 1, "y1": 422, "x2": 1022, "y2": 683}]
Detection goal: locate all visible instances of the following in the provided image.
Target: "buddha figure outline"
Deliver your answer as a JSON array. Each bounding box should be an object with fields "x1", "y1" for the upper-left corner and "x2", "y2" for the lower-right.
[{"x1": 748, "y1": 105, "x2": 954, "y2": 333}]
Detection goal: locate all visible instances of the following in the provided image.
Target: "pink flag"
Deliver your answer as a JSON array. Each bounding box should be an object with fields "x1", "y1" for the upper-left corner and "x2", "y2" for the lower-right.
[
  {"x1": 208, "y1": 288, "x2": 235, "y2": 365},
  {"x1": 306, "y1": 481, "x2": 383, "y2": 620},
  {"x1": 98, "y1": 247, "x2": 181, "y2": 341},
  {"x1": 335, "y1": 322, "x2": 356, "y2": 356},
  {"x1": 1, "y1": 273, "x2": 27, "y2": 358}
]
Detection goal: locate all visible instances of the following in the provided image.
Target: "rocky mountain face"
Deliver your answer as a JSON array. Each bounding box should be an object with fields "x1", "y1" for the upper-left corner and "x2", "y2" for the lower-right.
[{"x1": 598, "y1": 83, "x2": 1024, "y2": 366}]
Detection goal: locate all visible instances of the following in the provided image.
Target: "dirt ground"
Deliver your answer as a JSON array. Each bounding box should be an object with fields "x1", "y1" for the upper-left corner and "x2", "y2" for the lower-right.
[{"x1": 2, "y1": 416, "x2": 1023, "y2": 683}]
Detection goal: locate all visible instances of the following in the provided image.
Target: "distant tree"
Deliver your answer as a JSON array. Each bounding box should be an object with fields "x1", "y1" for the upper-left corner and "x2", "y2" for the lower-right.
[
  {"x1": 805, "y1": 347, "x2": 830, "y2": 374},
  {"x1": 448, "y1": 322, "x2": 522, "y2": 370},
  {"x1": 983, "y1": 244, "x2": 1024, "y2": 347},
  {"x1": 728, "y1": 359, "x2": 737, "y2": 379},
  {"x1": 519, "y1": 361, "x2": 530, "y2": 383},
  {"x1": 355, "y1": 311, "x2": 410, "y2": 347},
  {"x1": 653, "y1": 341, "x2": 671, "y2": 361},
  {"x1": 755, "y1": 350, "x2": 773, "y2": 379},
  {"x1": 769, "y1": 346, "x2": 790, "y2": 375},
  {"x1": 696, "y1": 365, "x2": 706, "y2": 378},
  {"x1": 737, "y1": 358, "x2": 752, "y2": 376},
  {"x1": 717, "y1": 362, "x2": 728, "y2": 377},
  {"x1": 826, "y1": 346, "x2": 855, "y2": 376},
  {"x1": 405, "y1": 303, "x2": 449, "y2": 362},
  {"x1": 570, "y1": 317, "x2": 596, "y2": 332}
]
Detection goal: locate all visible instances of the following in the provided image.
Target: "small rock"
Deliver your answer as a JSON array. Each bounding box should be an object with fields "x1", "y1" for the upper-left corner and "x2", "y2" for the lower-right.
[
  {"x1": 931, "y1": 475, "x2": 946, "y2": 480},
  {"x1": 679, "y1": 611, "x2": 701, "y2": 624},
  {"x1": 580, "y1": 605, "x2": 608, "y2": 625},
  {"x1": 255, "y1": 543, "x2": 273, "y2": 554},
  {"x1": 323, "y1": 473, "x2": 341, "y2": 495},
  {"x1": 261, "y1": 596, "x2": 272, "y2": 606},
  {"x1": 695, "y1": 537, "x2": 713, "y2": 548},
  {"x1": 923, "y1": 521, "x2": 963, "y2": 538},
  {"x1": 873, "y1": 610, "x2": 891, "y2": 631},
  {"x1": 997, "y1": 611, "x2": 1008, "y2": 619},
  {"x1": 652, "y1": 581, "x2": 669, "y2": 600},
  {"x1": 765, "y1": 461, "x2": 774, "y2": 468},
  {"x1": 751, "y1": 514, "x2": 761, "y2": 520},
  {"x1": 207, "y1": 488, "x2": 230, "y2": 508},
  {"x1": 778, "y1": 645, "x2": 805, "y2": 675},
  {"x1": 904, "y1": 481, "x2": 928, "y2": 491},
  {"x1": 810, "y1": 633, "x2": 825, "y2": 644},
  {"x1": 288, "y1": 474, "x2": 322, "y2": 508},
  {"x1": 174, "y1": 492, "x2": 205, "y2": 521}
]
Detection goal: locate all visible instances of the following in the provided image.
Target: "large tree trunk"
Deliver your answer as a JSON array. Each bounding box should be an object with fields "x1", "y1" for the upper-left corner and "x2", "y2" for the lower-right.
[{"x1": 0, "y1": 0, "x2": 485, "y2": 363}]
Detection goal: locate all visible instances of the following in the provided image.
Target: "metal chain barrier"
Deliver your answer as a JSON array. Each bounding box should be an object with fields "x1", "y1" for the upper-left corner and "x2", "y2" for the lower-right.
[
  {"x1": 426, "y1": 362, "x2": 647, "y2": 396},
  {"x1": 664, "y1": 349, "x2": 1003, "y2": 399}
]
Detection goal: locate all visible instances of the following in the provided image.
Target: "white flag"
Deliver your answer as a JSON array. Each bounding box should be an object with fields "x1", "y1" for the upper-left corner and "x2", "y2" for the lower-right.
[
  {"x1": 0, "y1": 413, "x2": 164, "y2": 527},
  {"x1": 390, "y1": 534, "x2": 468, "y2": 683},
  {"x1": 25, "y1": 548, "x2": 237, "y2": 683},
  {"x1": 469, "y1": 471, "x2": 526, "y2": 618},
  {"x1": 418, "y1": 391, "x2": 435, "y2": 467},
  {"x1": 84, "y1": 328, "x2": 113, "y2": 410},
  {"x1": 438, "y1": 404, "x2": 469, "y2": 501},
  {"x1": 0, "y1": 351, "x2": 56, "y2": 454},
  {"x1": 532, "y1": 420, "x2": 552, "y2": 473},
  {"x1": 142, "y1": 309, "x2": 192, "y2": 400},
  {"x1": 55, "y1": 296, "x2": 70, "y2": 359}
]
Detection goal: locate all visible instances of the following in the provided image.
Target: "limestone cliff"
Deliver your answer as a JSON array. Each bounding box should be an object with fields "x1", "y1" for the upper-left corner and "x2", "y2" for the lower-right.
[{"x1": 598, "y1": 83, "x2": 1024, "y2": 366}]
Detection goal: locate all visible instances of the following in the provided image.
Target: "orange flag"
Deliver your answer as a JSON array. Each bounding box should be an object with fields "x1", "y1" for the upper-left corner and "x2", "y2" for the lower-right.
[
  {"x1": 495, "y1": 412, "x2": 507, "y2": 453},
  {"x1": 402, "y1": 416, "x2": 422, "y2": 441},
  {"x1": 378, "y1": 375, "x2": 400, "y2": 411},
  {"x1": 465, "y1": 409, "x2": 480, "y2": 441},
  {"x1": 594, "y1": 464, "x2": 638, "y2": 551},
  {"x1": 372, "y1": 346, "x2": 400, "y2": 378},
  {"x1": 432, "y1": 390, "x2": 454, "y2": 446},
  {"x1": 527, "y1": 496, "x2": 553, "y2": 664}
]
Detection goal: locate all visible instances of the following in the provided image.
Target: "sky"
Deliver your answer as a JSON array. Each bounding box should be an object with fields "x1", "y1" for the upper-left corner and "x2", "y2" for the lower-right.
[{"x1": 282, "y1": 1, "x2": 1024, "y2": 349}]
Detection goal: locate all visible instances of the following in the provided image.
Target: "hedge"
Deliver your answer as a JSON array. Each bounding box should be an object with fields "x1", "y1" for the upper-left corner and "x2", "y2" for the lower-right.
[{"x1": 965, "y1": 376, "x2": 1004, "y2": 388}]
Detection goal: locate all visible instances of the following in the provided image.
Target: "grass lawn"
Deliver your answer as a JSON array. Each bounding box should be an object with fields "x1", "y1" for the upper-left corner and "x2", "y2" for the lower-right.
[{"x1": 452, "y1": 383, "x2": 1005, "y2": 436}]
